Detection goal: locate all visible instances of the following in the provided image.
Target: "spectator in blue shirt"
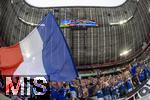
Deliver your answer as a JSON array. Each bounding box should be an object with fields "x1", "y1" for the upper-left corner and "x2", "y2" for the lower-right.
[
  {"x1": 130, "y1": 64, "x2": 136, "y2": 77},
  {"x1": 96, "y1": 84, "x2": 104, "y2": 100},
  {"x1": 138, "y1": 69, "x2": 146, "y2": 82},
  {"x1": 143, "y1": 65, "x2": 150, "y2": 78},
  {"x1": 111, "y1": 83, "x2": 120, "y2": 99},
  {"x1": 125, "y1": 78, "x2": 133, "y2": 93},
  {"x1": 118, "y1": 80, "x2": 127, "y2": 97},
  {"x1": 69, "y1": 82, "x2": 77, "y2": 100},
  {"x1": 102, "y1": 85, "x2": 112, "y2": 100},
  {"x1": 58, "y1": 87, "x2": 66, "y2": 100},
  {"x1": 50, "y1": 86, "x2": 58, "y2": 100}
]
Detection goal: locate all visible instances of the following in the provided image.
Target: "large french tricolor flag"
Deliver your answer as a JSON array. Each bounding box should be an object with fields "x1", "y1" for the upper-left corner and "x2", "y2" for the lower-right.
[{"x1": 0, "y1": 12, "x2": 77, "y2": 81}]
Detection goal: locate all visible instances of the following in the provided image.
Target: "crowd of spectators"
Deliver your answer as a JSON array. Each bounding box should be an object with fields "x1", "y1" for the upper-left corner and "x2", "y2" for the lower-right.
[
  {"x1": 0, "y1": 62, "x2": 150, "y2": 100},
  {"x1": 64, "y1": 62, "x2": 150, "y2": 100}
]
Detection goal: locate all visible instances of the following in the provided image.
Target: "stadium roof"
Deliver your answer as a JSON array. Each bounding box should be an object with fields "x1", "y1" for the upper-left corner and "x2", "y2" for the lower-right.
[{"x1": 0, "y1": 0, "x2": 150, "y2": 68}]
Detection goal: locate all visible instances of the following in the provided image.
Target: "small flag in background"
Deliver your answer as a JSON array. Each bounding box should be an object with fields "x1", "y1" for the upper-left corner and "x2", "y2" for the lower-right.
[{"x1": 0, "y1": 12, "x2": 78, "y2": 81}]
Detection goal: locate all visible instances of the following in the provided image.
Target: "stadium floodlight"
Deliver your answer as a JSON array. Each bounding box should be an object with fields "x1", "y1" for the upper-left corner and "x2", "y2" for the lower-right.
[
  {"x1": 119, "y1": 20, "x2": 127, "y2": 25},
  {"x1": 109, "y1": 16, "x2": 133, "y2": 25},
  {"x1": 120, "y1": 49, "x2": 132, "y2": 56},
  {"x1": 109, "y1": 20, "x2": 127, "y2": 25}
]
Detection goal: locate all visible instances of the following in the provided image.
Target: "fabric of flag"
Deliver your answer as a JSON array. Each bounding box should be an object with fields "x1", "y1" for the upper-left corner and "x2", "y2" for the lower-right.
[{"x1": 0, "y1": 12, "x2": 78, "y2": 81}]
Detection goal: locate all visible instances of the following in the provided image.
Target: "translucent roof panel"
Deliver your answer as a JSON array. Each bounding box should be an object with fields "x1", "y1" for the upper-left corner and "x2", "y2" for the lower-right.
[{"x1": 25, "y1": 0, "x2": 127, "y2": 8}]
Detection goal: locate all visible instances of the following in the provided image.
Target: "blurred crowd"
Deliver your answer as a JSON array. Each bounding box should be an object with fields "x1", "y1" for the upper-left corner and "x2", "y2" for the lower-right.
[
  {"x1": 62, "y1": 62, "x2": 150, "y2": 100},
  {"x1": 0, "y1": 62, "x2": 150, "y2": 100}
]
